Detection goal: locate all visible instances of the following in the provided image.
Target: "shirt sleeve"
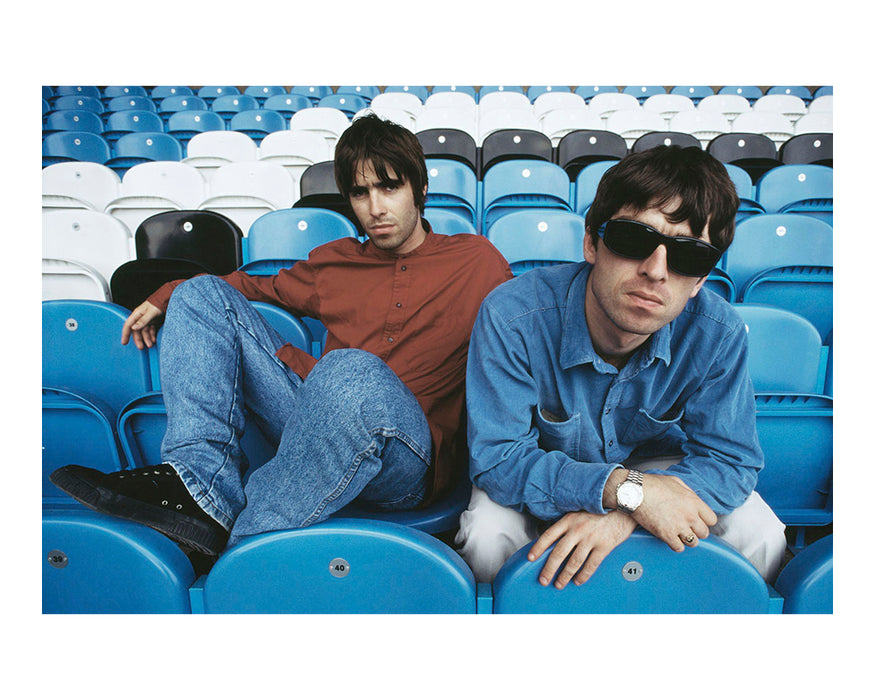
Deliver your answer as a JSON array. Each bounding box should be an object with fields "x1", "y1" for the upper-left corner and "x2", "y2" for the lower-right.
[
  {"x1": 466, "y1": 299, "x2": 620, "y2": 521},
  {"x1": 644, "y1": 321, "x2": 763, "y2": 514}
]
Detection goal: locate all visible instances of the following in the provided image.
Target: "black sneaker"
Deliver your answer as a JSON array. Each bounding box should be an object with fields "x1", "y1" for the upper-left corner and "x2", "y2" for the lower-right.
[{"x1": 50, "y1": 464, "x2": 229, "y2": 556}]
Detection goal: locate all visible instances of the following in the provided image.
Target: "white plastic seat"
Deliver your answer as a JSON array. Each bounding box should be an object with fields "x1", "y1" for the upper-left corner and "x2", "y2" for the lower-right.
[
  {"x1": 198, "y1": 161, "x2": 297, "y2": 235},
  {"x1": 532, "y1": 92, "x2": 588, "y2": 123},
  {"x1": 182, "y1": 131, "x2": 259, "y2": 180},
  {"x1": 697, "y1": 94, "x2": 752, "y2": 122},
  {"x1": 42, "y1": 162, "x2": 121, "y2": 212},
  {"x1": 42, "y1": 210, "x2": 135, "y2": 287},
  {"x1": 476, "y1": 109, "x2": 539, "y2": 145},
  {"x1": 606, "y1": 109, "x2": 669, "y2": 148},
  {"x1": 369, "y1": 92, "x2": 424, "y2": 118},
  {"x1": 477, "y1": 91, "x2": 533, "y2": 116},
  {"x1": 414, "y1": 108, "x2": 479, "y2": 143},
  {"x1": 669, "y1": 109, "x2": 732, "y2": 147},
  {"x1": 288, "y1": 108, "x2": 350, "y2": 153},
  {"x1": 539, "y1": 108, "x2": 603, "y2": 147},
  {"x1": 42, "y1": 258, "x2": 110, "y2": 301},
  {"x1": 807, "y1": 95, "x2": 833, "y2": 113},
  {"x1": 257, "y1": 130, "x2": 332, "y2": 195},
  {"x1": 753, "y1": 95, "x2": 808, "y2": 122},
  {"x1": 587, "y1": 92, "x2": 642, "y2": 120},
  {"x1": 732, "y1": 111, "x2": 795, "y2": 145},
  {"x1": 641, "y1": 94, "x2": 695, "y2": 121},
  {"x1": 793, "y1": 112, "x2": 833, "y2": 135},
  {"x1": 423, "y1": 91, "x2": 478, "y2": 117},
  {"x1": 104, "y1": 161, "x2": 207, "y2": 235},
  {"x1": 352, "y1": 107, "x2": 415, "y2": 131}
]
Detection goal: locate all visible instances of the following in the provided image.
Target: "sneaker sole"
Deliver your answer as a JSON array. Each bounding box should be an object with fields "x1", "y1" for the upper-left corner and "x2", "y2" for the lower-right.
[{"x1": 50, "y1": 467, "x2": 228, "y2": 556}]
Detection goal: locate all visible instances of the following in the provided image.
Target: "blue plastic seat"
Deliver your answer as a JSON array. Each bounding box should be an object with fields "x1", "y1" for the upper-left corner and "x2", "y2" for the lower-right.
[
  {"x1": 724, "y1": 163, "x2": 766, "y2": 223},
  {"x1": 104, "y1": 95, "x2": 156, "y2": 115},
  {"x1": 767, "y1": 85, "x2": 812, "y2": 103},
  {"x1": 383, "y1": 85, "x2": 430, "y2": 102},
  {"x1": 335, "y1": 85, "x2": 380, "y2": 102},
  {"x1": 486, "y1": 210, "x2": 586, "y2": 274},
  {"x1": 527, "y1": 85, "x2": 571, "y2": 101},
  {"x1": 42, "y1": 131, "x2": 111, "y2": 166},
  {"x1": 167, "y1": 109, "x2": 226, "y2": 146},
  {"x1": 703, "y1": 268, "x2": 736, "y2": 302},
  {"x1": 430, "y1": 85, "x2": 478, "y2": 99},
  {"x1": 240, "y1": 208, "x2": 358, "y2": 273},
  {"x1": 622, "y1": 85, "x2": 666, "y2": 102},
  {"x1": 53, "y1": 85, "x2": 101, "y2": 101},
  {"x1": 197, "y1": 519, "x2": 476, "y2": 613},
  {"x1": 197, "y1": 85, "x2": 241, "y2": 105},
  {"x1": 210, "y1": 93, "x2": 259, "y2": 123},
  {"x1": 289, "y1": 85, "x2": 333, "y2": 105},
  {"x1": 105, "y1": 132, "x2": 183, "y2": 174},
  {"x1": 491, "y1": 530, "x2": 773, "y2": 613},
  {"x1": 423, "y1": 159, "x2": 478, "y2": 228},
  {"x1": 101, "y1": 85, "x2": 148, "y2": 105},
  {"x1": 670, "y1": 85, "x2": 714, "y2": 103},
  {"x1": 482, "y1": 159, "x2": 572, "y2": 231},
  {"x1": 243, "y1": 85, "x2": 288, "y2": 105},
  {"x1": 229, "y1": 109, "x2": 286, "y2": 143},
  {"x1": 574, "y1": 85, "x2": 619, "y2": 101},
  {"x1": 756, "y1": 164, "x2": 833, "y2": 224},
  {"x1": 101, "y1": 110, "x2": 165, "y2": 145},
  {"x1": 423, "y1": 207, "x2": 477, "y2": 235},
  {"x1": 43, "y1": 109, "x2": 104, "y2": 136},
  {"x1": 726, "y1": 214, "x2": 833, "y2": 338},
  {"x1": 51, "y1": 94, "x2": 104, "y2": 114},
  {"x1": 317, "y1": 93, "x2": 369, "y2": 117},
  {"x1": 775, "y1": 535, "x2": 833, "y2": 613},
  {"x1": 718, "y1": 85, "x2": 763, "y2": 102},
  {"x1": 573, "y1": 159, "x2": 617, "y2": 214},
  {"x1": 157, "y1": 95, "x2": 209, "y2": 125},
  {"x1": 262, "y1": 93, "x2": 312, "y2": 120},
  {"x1": 42, "y1": 509, "x2": 195, "y2": 613},
  {"x1": 151, "y1": 86, "x2": 194, "y2": 100}
]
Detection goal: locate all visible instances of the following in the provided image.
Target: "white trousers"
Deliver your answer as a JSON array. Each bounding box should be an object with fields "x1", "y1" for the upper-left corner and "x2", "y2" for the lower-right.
[{"x1": 455, "y1": 457, "x2": 788, "y2": 585}]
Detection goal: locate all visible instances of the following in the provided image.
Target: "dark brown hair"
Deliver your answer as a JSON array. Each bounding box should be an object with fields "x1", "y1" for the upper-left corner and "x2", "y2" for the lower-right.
[
  {"x1": 585, "y1": 146, "x2": 740, "y2": 252},
  {"x1": 334, "y1": 113, "x2": 429, "y2": 214}
]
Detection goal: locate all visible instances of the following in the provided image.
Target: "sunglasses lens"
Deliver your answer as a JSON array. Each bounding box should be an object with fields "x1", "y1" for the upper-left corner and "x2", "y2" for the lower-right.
[{"x1": 601, "y1": 220, "x2": 720, "y2": 277}]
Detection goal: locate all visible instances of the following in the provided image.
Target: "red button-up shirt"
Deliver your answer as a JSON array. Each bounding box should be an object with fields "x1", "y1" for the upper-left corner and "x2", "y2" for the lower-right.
[{"x1": 148, "y1": 231, "x2": 513, "y2": 502}]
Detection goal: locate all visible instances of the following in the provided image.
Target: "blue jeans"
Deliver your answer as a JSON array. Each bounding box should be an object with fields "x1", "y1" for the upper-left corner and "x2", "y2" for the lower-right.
[{"x1": 158, "y1": 276, "x2": 431, "y2": 547}]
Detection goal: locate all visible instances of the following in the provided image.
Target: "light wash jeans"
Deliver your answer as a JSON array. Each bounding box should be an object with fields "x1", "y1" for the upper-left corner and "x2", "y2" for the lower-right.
[{"x1": 158, "y1": 276, "x2": 431, "y2": 547}]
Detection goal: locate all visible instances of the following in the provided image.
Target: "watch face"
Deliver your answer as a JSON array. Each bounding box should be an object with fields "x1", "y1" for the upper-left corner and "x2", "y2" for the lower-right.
[{"x1": 617, "y1": 481, "x2": 644, "y2": 511}]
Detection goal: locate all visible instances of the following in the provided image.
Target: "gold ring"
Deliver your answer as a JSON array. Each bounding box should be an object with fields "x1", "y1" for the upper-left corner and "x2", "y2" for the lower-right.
[{"x1": 684, "y1": 534, "x2": 696, "y2": 544}]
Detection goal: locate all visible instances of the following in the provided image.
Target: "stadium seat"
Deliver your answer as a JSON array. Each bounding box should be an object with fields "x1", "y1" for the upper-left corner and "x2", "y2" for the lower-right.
[
  {"x1": 288, "y1": 107, "x2": 349, "y2": 151},
  {"x1": 707, "y1": 132, "x2": 781, "y2": 184},
  {"x1": 481, "y1": 160, "x2": 572, "y2": 231},
  {"x1": 101, "y1": 110, "x2": 165, "y2": 145},
  {"x1": 726, "y1": 214, "x2": 833, "y2": 337},
  {"x1": 103, "y1": 96, "x2": 156, "y2": 116},
  {"x1": 243, "y1": 85, "x2": 287, "y2": 105},
  {"x1": 574, "y1": 85, "x2": 619, "y2": 101},
  {"x1": 335, "y1": 86, "x2": 381, "y2": 103},
  {"x1": 807, "y1": 95, "x2": 833, "y2": 114},
  {"x1": 262, "y1": 93, "x2": 312, "y2": 121},
  {"x1": 43, "y1": 109, "x2": 104, "y2": 136},
  {"x1": 605, "y1": 109, "x2": 669, "y2": 148},
  {"x1": 479, "y1": 85, "x2": 525, "y2": 98},
  {"x1": 480, "y1": 128, "x2": 553, "y2": 176},
  {"x1": 382, "y1": 85, "x2": 430, "y2": 102},
  {"x1": 532, "y1": 92, "x2": 588, "y2": 124},
  {"x1": 491, "y1": 530, "x2": 772, "y2": 613},
  {"x1": 587, "y1": 92, "x2": 642, "y2": 120},
  {"x1": 423, "y1": 159, "x2": 478, "y2": 229},
  {"x1": 240, "y1": 208, "x2": 358, "y2": 273},
  {"x1": 369, "y1": 91, "x2": 424, "y2": 119},
  {"x1": 43, "y1": 131, "x2": 111, "y2": 166},
  {"x1": 669, "y1": 109, "x2": 731, "y2": 147},
  {"x1": 42, "y1": 210, "x2": 134, "y2": 292},
  {"x1": 724, "y1": 163, "x2": 766, "y2": 222},
  {"x1": 228, "y1": 109, "x2": 286, "y2": 144},
  {"x1": 622, "y1": 85, "x2": 666, "y2": 102},
  {"x1": 104, "y1": 161, "x2": 208, "y2": 235},
  {"x1": 42, "y1": 258, "x2": 110, "y2": 302},
  {"x1": 289, "y1": 85, "x2": 334, "y2": 105},
  {"x1": 477, "y1": 109, "x2": 540, "y2": 145},
  {"x1": 718, "y1": 85, "x2": 763, "y2": 102},
  {"x1": 182, "y1": 130, "x2": 259, "y2": 180},
  {"x1": 318, "y1": 93, "x2": 369, "y2": 117},
  {"x1": 42, "y1": 509, "x2": 196, "y2": 614},
  {"x1": 109, "y1": 258, "x2": 213, "y2": 311},
  {"x1": 485, "y1": 210, "x2": 586, "y2": 273},
  {"x1": 697, "y1": 94, "x2": 752, "y2": 121},
  {"x1": 423, "y1": 207, "x2": 477, "y2": 235},
  {"x1": 197, "y1": 85, "x2": 241, "y2": 105},
  {"x1": 424, "y1": 91, "x2": 478, "y2": 116},
  {"x1": 151, "y1": 86, "x2": 194, "y2": 100},
  {"x1": 703, "y1": 267, "x2": 736, "y2": 302},
  {"x1": 353, "y1": 106, "x2": 414, "y2": 131},
  {"x1": 793, "y1": 112, "x2": 833, "y2": 136},
  {"x1": 42, "y1": 161, "x2": 121, "y2": 212},
  {"x1": 813, "y1": 86, "x2": 833, "y2": 99},
  {"x1": 766, "y1": 86, "x2": 812, "y2": 104},
  {"x1": 539, "y1": 108, "x2": 603, "y2": 147},
  {"x1": 756, "y1": 164, "x2": 832, "y2": 223},
  {"x1": 631, "y1": 131, "x2": 702, "y2": 153},
  {"x1": 430, "y1": 85, "x2": 478, "y2": 100},
  {"x1": 642, "y1": 93, "x2": 696, "y2": 122},
  {"x1": 416, "y1": 128, "x2": 478, "y2": 171},
  {"x1": 478, "y1": 90, "x2": 533, "y2": 116},
  {"x1": 574, "y1": 159, "x2": 617, "y2": 215},
  {"x1": 779, "y1": 133, "x2": 833, "y2": 166},
  {"x1": 157, "y1": 95, "x2": 209, "y2": 125},
  {"x1": 775, "y1": 535, "x2": 833, "y2": 613},
  {"x1": 166, "y1": 110, "x2": 226, "y2": 147},
  {"x1": 257, "y1": 129, "x2": 333, "y2": 189},
  {"x1": 556, "y1": 129, "x2": 627, "y2": 179},
  {"x1": 527, "y1": 85, "x2": 571, "y2": 101},
  {"x1": 51, "y1": 95, "x2": 104, "y2": 115},
  {"x1": 210, "y1": 94, "x2": 259, "y2": 124},
  {"x1": 105, "y1": 132, "x2": 183, "y2": 174},
  {"x1": 54, "y1": 85, "x2": 101, "y2": 101},
  {"x1": 415, "y1": 108, "x2": 479, "y2": 144},
  {"x1": 293, "y1": 160, "x2": 361, "y2": 235},
  {"x1": 134, "y1": 209, "x2": 243, "y2": 274},
  {"x1": 198, "y1": 161, "x2": 297, "y2": 235},
  {"x1": 731, "y1": 112, "x2": 795, "y2": 147},
  {"x1": 669, "y1": 85, "x2": 714, "y2": 103},
  {"x1": 196, "y1": 519, "x2": 477, "y2": 613},
  {"x1": 756, "y1": 94, "x2": 809, "y2": 120}
]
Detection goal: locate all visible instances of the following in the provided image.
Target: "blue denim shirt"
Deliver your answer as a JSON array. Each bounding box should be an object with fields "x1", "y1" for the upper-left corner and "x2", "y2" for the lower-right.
[{"x1": 466, "y1": 262, "x2": 762, "y2": 521}]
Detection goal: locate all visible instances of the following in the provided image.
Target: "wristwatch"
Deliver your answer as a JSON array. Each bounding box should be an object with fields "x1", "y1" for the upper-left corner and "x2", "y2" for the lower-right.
[{"x1": 616, "y1": 468, "x2": 644, "y2": 514}]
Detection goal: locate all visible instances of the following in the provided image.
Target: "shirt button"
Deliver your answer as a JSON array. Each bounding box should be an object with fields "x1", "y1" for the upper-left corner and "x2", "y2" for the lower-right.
[
  {"x1": 605, "y1": 408, "x2": 611, "y2": 414},
  {"x1": 396, "y1": 302, "x2": 402, "y2": 308},
  {"x1": 608, "y1": 440, "x2": 614, "y2": 447},
  {"x1": 388, "y1": 337, "x2": 394, "y2": 343},
  {"x1": 401, "y1": 265, "x2": 407, "y2": 271}
]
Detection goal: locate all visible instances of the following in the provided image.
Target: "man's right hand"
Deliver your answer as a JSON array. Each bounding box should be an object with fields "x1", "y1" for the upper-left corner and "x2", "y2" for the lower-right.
[{"x1": 121, "y1": 301, "x2": 164, "y2": 349}]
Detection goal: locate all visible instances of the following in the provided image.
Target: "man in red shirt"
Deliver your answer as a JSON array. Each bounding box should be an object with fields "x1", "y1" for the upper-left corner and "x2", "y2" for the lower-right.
[{"x1": 51, "y1": 114, "x2": 512, "y2": 556}]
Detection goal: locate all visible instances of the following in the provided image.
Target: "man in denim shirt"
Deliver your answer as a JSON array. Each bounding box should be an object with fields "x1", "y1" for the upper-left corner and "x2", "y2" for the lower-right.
[{"x1": 457, "y1": 146, "x2": 787, "y2": 586}]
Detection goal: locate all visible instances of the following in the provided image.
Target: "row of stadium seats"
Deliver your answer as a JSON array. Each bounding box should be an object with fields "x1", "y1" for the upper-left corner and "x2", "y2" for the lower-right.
[{"x1": 42, "y1": 295, "x2": 832, "y2": 613}]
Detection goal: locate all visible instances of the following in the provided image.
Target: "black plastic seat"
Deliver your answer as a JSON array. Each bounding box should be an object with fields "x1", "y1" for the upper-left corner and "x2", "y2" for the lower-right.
[
  {"x1": 631, "y1": 131, "x2": 702, "y2": 153},
  {"x1": 779, "y1": 133, "x2": 833, "y2": 167},
  {"x1": 135, "y1": 210, "x2": 243, "y2": 274},
  {"x1": 416, "y1": 128, "x2": 477, "y2": 172},
  {"x1": 480, "y1": 129, "x2": 553, "y2": 177},
  {"x1": 706, "y1": 132, "x2": 781, "y2": 183},
  {"x1": 556, "y1": 129, "x2": 627, "y2": 179},
  {"x1": 293, "y1": 161, "x2": 362, "y2": 235},
  {"x1": 110, "y1": 258, "x2": 213, "y2": 310}
]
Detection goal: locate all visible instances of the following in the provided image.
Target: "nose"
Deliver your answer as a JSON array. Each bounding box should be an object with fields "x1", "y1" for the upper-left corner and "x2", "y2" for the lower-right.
[
  {"x1": 638, "y1": 243, "x2": 670, "y2": 280},
  {"x1": 368, "y1": 189, "x2": 387, "y2": 217}
]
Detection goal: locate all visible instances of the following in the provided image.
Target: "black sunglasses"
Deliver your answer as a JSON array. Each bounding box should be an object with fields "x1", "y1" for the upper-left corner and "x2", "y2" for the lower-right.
[{"x1": 596, "y1": 219, "x2": 722, "y2": 277}]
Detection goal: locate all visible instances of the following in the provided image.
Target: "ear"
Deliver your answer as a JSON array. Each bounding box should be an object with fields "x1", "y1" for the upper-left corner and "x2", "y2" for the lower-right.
[{"x1": 583, "y1": 227, "x2": 599, "y2": 265}]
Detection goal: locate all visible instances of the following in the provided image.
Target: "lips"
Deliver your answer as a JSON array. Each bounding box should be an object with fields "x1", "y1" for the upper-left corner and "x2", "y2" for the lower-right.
[{"x1": 628, "y1": 290, "x2": 664, "y2": 307}]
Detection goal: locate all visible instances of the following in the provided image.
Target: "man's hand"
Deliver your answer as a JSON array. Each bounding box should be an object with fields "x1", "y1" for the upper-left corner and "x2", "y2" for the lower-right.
[
  {"x1": 527, "y1": 510, "x2": 637, "y2": 589},
  {"x1": 632, "y1": 473, "x2": 718, "y2": 552},
  {"x1": 121, "y1": 301, "x2": 164, "y2": 350}
]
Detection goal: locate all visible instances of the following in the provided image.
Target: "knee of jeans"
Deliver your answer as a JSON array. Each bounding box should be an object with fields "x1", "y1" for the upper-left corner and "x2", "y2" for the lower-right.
[
  {"x1": 167, "y1": 274, "x2": 222, "y2": 310},
  {"x1": 309, "y1": 349, "x2": 394, "y2": 395}
]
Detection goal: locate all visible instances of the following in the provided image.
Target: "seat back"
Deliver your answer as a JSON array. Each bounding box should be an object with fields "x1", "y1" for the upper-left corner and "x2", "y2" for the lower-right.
[
  {"x1": 42, "y1": 161, "x2": 121, "y2": 212},
  {"x1": 492, "y1": 531, "x2": 771, "y2": 613},
  {"x1": 43, "y1": 131, "x2": 111, "y2": 165},
  {"x1": 486, "y1": 210, "x2": 586, "y2": 273},
  {"x1": 423, "y1": 159, "x2": 478, "y2": 226},
  {"x1": 44, "y1": 109, "x2": 104, "y2": 135},
  {"x1": 480, "y1": 128, "x2": 553, "y2": 176},
  {"x1": 556, "y1": 129, "x2": 626, "y2": 178},
  {"x1": 756, "y1": 164, "x2": 833, "y2": 216},
  {"x1": 775, "y1": 535, "x2": 833, "y2": 613},
  {"x1": 244, "y1": 208, "x2": 358, "y2": 267},
  {"x1": 482, "y1": 159, "x2": 572, "y2": 231},
  {"x1": 134, "y1": 209, "x2": 242, "y2": 273},
  {"x1": 416, "y1": 128, "x2": 477, "y2": 171}
]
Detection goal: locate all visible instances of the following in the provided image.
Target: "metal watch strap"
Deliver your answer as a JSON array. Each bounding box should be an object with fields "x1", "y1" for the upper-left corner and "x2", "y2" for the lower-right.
[{"x1": 625, "y1": 469, "x2": 643, "y2": 485}]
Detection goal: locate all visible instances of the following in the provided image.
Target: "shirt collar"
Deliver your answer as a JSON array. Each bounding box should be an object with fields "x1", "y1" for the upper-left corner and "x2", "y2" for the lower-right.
[{"x1": 560, "y1": 263, "x2": 673, "y2": 372}]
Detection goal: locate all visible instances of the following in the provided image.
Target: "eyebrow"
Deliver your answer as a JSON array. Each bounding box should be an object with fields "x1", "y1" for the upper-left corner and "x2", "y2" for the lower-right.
[{"x1": 350, "y1": 177, "x2": 404, "y2": 192}]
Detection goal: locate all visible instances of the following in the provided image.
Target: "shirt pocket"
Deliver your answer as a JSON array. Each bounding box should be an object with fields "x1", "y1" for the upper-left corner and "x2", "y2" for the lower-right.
[
  {"x1": 621, "y1": 407, "x2": 685, "y2": 445},
  {"x1": 535, "y1": 404, "x2": 581, "y2": 460}
]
